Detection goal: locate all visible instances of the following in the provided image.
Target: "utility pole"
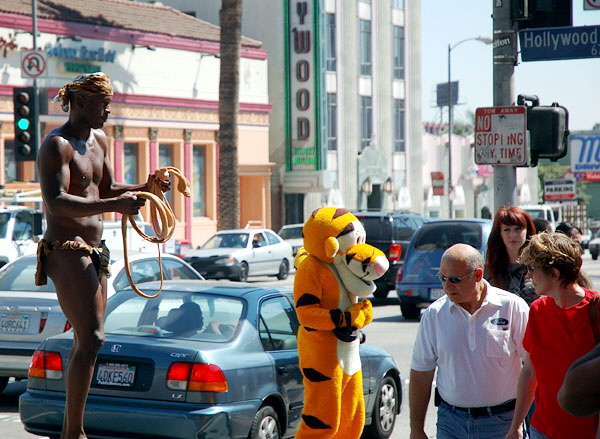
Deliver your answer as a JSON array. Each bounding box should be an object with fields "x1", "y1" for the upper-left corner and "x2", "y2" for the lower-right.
[
  {"x1": 492, "y1": 0, "x2": 517, "y2": 211},
  {"x1": 32, "y1": 0, "x2": 40, "y2": 159}
]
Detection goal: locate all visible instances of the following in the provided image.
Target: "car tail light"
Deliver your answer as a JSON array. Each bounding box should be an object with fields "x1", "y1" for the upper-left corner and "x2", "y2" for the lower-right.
[
  {"x1": 64, "y1": 321, "x2": 72, "y2": 332},
  {"x1": 396, "y1": 268, "x2": 403, "y2": 282},
  {"x1": 38, "y1": 317, "x2": 47, "y2": 333},
  {"x1": 406, "y1": 290, "x2": 414, "y2": 296},
  {"x1": 167, "y1": 362, "x2": 228, "y2": 393},
  {"x1": 388, "y1": 244, "x2": 402, "y2": 262},
  {"x1": 29, "y1": 350, "x2": 63, "y2": 379}
]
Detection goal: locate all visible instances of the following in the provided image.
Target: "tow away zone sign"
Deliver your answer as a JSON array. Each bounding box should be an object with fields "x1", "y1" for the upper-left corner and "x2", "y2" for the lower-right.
[{"x1": 474, "y1": 106, "x2": 527, "y2": 166}]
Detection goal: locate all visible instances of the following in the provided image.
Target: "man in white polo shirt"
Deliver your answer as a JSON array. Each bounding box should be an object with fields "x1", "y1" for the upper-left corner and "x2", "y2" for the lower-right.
[{"x1": 409, "y1": 244, "x2": 529, "y2": 439}]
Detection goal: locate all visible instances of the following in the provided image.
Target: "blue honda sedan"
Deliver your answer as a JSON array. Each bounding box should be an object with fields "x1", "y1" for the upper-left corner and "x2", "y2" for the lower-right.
[
  {"x1": 396, "y1": 219, "x2": 493, "y2": 320},
  {"x1": 20, "y1": 281, "x2": 401, "y2": 439}
]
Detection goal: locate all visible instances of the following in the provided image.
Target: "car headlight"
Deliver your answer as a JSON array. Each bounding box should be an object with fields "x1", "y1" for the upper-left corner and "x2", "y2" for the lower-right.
[{"x1": 214, "y1": 257, "x2": 236, "y2": 265}]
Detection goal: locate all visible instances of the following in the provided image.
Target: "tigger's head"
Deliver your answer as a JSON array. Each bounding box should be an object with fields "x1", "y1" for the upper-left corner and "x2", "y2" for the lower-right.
[
  {"x1": 341, "y1": 243, "x2": 389, "y2": 283},
  {"x1": 302, "y1": 207, "x2": 366, "y2": 264},
  {"x1": 334, "y1": 243, "x2": 389, "y2": 298}
]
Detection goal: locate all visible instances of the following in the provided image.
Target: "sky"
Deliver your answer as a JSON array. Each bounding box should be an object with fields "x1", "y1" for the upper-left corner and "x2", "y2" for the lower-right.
[{"x1": 421, "y1": 1, "x2": 600, "y2": 132}]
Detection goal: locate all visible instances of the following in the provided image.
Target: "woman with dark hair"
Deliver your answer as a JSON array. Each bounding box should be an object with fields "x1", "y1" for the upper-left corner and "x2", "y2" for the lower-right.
[{"x1": 485, "y1": 206, "x2": 538, "y2": 305}]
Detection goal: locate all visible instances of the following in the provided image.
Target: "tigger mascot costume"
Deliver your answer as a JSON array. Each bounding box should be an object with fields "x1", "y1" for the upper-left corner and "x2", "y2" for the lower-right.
[{"x1": 294, "y1": 207, "x2": 389, "y2": 438}]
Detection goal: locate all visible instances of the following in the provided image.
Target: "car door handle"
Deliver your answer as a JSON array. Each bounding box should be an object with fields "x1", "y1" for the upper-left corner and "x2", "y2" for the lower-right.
[{"x1": 277, "y1": 366, "x2": 289, "y2": 376}]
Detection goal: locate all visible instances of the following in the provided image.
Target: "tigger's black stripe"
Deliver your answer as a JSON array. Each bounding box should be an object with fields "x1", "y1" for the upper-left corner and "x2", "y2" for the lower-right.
[
  {"x1": 302, "y1": 368, "x2": 331, "y2": 382},
  {"x1": 302, "y1": 414, "x2": 332, "y2": 430},
  {"x1": 330, "y1": 309, "x2": 344, "y2": 327},
  {"x1": 296, "y1": 293, "x2": 321, "y2": 307}
]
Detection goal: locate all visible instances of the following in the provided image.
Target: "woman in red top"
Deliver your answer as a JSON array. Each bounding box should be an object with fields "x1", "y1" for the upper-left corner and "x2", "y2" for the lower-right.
[{"x1": 506, "y1": 232, "x2": 599, "y2": 439}]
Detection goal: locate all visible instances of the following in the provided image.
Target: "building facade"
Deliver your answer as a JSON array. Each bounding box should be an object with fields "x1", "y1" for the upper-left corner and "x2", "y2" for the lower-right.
[
  {"x1": 147, "y1": 0, "x2": 424, "y2": 229},
  {"x1": 1, "y1": 0, "x2": 271, "y2": 247}
]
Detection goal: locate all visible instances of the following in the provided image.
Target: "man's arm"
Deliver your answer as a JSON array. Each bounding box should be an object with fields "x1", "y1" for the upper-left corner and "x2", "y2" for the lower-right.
[
  {"x1": 558, "y1": 343, "x2": 600, "y2": 417},
  {"x1": 506, "y1": 354, "x2": 537, "y2": 439},
  {"x1": 409, "y1": 368, "x2": 435, "y2": 439}
]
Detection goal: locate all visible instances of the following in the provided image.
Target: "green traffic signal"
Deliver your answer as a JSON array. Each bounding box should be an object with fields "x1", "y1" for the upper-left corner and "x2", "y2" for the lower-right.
[
  {"x1": 12, "y1": 87, "x2": 38, "y2": 161},
  {"x1": 16, "y1": 118, "x2": 30, "y2": 131}
]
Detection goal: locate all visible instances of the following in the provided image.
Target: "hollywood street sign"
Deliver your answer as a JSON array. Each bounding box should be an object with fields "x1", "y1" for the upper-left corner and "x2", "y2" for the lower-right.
[{"x1": 519, "y1": 25, "x2": 600, "y2": 62}]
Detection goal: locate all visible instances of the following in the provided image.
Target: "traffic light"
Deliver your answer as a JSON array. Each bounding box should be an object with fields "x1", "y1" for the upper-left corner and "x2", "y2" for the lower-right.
[
  {"x1": 13, "y1": 87, "x2": 38, "y2": 162},
  {"x1": 526, "y1": 102, "x2": 569, "y2": 167},
  {"x1": 512, "y1": 0, "x2": 572, "y2": 30}
]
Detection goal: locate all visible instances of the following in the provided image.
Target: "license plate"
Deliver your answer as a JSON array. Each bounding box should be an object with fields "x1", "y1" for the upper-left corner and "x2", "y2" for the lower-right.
[
  {"x1": 0, "y1": 313, "x2": 30, "y2": 333},
  {"x1": 95, "y1": 362, "x2": 136, "y2": 387},
  {"x1": 431, "y1": 289, "x2": 446, "y2": 300}
]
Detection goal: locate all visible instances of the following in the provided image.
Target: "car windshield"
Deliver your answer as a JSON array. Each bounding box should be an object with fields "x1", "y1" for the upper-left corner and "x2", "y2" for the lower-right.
[
  {"x1": 279, "y1": 227, "x2": 302, "y2": 240},
  {"x1": 359, "y1": 216, "x2": 417, "y2": 241},
  {"x1": 0, "y1": 257, "x2": 56, "y2": 292},
  {"x1": 202, "y1": 233, "x2": 248, "y2": 249},
  {"x1": 0, "y1": 212, "x2": 10, "y2": 239},
  {"x1": 104, "y1": 290, "x2": 244, "y2": 342},
  {"x1": 414, "y1": 223, "x2": 483, "y2": 250}
]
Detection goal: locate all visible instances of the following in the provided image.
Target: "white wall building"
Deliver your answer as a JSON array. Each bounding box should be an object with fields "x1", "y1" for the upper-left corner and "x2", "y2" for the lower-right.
[{"x1": 141, "y1": 0, "x2": 424, "y2": 228}]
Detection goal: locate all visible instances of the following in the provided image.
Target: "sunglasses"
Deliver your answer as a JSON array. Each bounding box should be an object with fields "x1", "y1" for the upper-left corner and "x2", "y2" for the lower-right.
[{"x1": 436, "y1": 270, "x2": 476, "y2": 284}]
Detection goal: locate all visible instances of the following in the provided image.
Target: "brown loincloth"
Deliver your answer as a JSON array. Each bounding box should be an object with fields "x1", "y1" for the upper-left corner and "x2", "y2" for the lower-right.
[{"x1": 35, "y1": 239, "x2": 111, "y2": 286}]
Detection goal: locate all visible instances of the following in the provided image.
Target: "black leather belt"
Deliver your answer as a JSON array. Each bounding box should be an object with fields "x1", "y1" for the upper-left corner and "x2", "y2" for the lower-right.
[{"x1": 436, "y1": 389, "x2": 516, "y2": 417}]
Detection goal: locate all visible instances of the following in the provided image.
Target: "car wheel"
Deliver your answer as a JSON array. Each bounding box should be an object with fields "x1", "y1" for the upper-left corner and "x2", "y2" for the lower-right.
[
  {"x1": 0, "y1": 377, "x2": 8, "y2": 393},
  {"x1": 276, "y1": 259, "x2": 289, "y2": 280},
  {"x1": 592, "y1": 252, "x2": 598, "y2": 261},
  {"x1": 236, "y1": 262, "x2": 249, "y2": 282},
  {"x1": 362, "y1": 376, "x2": 398, "y2": 439},
  {"x1": 372, "y1": 287, "x2": 389, "y2": 298},
  {"x1": 400, "y1": 303, "x2": 420, "y2": 320},
  {"x1": 248, "y1": 405, "x2": 280, "y2": 439}
]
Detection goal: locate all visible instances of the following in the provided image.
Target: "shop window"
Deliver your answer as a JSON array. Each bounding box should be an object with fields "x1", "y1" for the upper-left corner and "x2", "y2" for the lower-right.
[
  {"x1": 4, "y1": 140, "x2": 17, "y2": 183},
  {"x1": 159, "y1": 144, "x2": 174, "y2": 205},
  {"x1": 327, "y1": 93, "x2": 338, "y2": 151},
  {"x1": 124, "y1": 143, "x2": 139, "y2": 185},
  {"x1": 326, "y1": 13, "x2": 337, "y2": 72},
  {"x1": 359, "y1": 19, "x2": 372, "y2": 76},
  {"x1": 360, "y1": 96, "x2": 373, "y2": 150},
  {"x1": 393, "y1": 26, "x2": 405, "y2": 80},
  {"x1": 393, "y1": 99, "x2": 406, "y2": 153},
  {"x1": 192, "y1": 145, "x2": 206, "y2": 217}
]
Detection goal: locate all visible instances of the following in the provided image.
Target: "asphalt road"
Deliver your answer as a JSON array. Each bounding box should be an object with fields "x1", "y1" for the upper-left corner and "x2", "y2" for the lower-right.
[{"x1": 3, "y1": 254, "x2": 600, "y2": 439}]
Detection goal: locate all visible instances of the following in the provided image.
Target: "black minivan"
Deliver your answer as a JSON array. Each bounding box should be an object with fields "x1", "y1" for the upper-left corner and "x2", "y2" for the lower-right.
[{"x1": 353, "y1": 211, "x2": 429, "y2": 298}]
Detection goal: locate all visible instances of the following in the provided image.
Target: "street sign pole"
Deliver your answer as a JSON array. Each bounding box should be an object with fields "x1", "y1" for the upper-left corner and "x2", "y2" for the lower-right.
[
  {"x1": 32, "y1": 0, "x2": 40, "y2": 158},
  {"x1": 492, "y1": 0, "x2": 517, "y2": 211}
]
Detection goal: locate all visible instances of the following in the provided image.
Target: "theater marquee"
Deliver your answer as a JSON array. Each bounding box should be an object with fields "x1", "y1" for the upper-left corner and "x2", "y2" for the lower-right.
[{"x1": 286, "y1": 0, "x2": 323, "y2": 171}]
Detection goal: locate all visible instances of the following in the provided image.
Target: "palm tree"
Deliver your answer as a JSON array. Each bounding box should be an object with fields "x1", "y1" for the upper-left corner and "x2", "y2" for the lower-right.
[{"x1": 218, "y1": 0, "x2": 242, "y2": 230}]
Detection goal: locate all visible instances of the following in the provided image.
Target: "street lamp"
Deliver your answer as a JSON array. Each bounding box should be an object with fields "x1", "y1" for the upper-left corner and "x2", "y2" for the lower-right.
[{"x1": 447, "y1": 36, "x2": 492, "y2": 218}]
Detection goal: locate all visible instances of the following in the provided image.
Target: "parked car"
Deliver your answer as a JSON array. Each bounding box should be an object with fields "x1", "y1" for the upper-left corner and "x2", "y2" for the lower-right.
[
  {"x1": 396, "y1": 219, "x2": 493, "y2": 320},
  {"x1": 20, "y1": 281, "x2": 402, "y2": 439},
  {"x1": 589, "y1": 230, "x2": 600, "y2": 260},
  {"x1": 0, "y1": 252, "x2": 202, "y2": 393},
  {"x1": 278, "y1": 223, "x2": 304, "y2": 256},
  {"x1": 183, "y1": 228, "x2": 293, "y2": 282},
  {"x1": 354, "y1": 211, "x2": 429, "y2": 298}
]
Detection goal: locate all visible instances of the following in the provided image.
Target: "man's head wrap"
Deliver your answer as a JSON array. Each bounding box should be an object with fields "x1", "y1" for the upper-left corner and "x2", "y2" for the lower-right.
[{"x1": 53, "y1": 72, "x2": 113, "y2": 112}]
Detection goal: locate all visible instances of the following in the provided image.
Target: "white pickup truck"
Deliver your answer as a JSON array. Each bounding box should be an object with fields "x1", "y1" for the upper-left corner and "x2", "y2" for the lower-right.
[
  {"x1": 0, "y1": 206, "x2": 43, "y2": 268},
  {"x1": 519, "y1": 204, "x2": 562, "y2": 231}
]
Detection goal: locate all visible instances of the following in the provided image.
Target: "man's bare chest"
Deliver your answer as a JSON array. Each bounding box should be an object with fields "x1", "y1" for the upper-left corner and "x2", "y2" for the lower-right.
[{"x1": 69, "y1": 148, "x2": 103, "y2": 187}]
